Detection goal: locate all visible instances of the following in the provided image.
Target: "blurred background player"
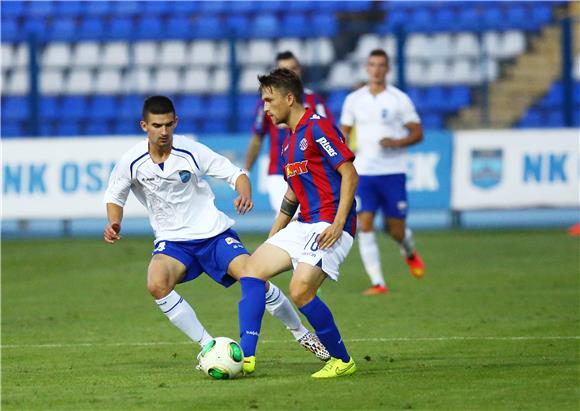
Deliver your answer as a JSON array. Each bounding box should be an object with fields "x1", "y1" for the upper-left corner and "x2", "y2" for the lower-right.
[
  {"x1": 104, "y1": 96, "x2": 329, "y2": 362},
  {"x1": 245, "y1": 51, "x2": 334, "y2": 213},
  {"x1": 340, "y1": 49, "x2": 426, "y2": 296},
  {"x1": 238, "y1": 69, "x2": 358, "y2": 378}
]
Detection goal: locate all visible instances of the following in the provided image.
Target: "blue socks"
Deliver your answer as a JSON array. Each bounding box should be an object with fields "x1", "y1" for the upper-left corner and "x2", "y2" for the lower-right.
[
  {"x1": 238, "y1": 277, "x2": 266, "y2": 357},
  {"x1": 299, "y1": 296, "x2": 350, "y2": 362}
]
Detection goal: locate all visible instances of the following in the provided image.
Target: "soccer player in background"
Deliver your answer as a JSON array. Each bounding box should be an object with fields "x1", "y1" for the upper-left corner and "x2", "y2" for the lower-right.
[
  {"x1": 245, "y1": 51, "x2": 334, "y2": 214},
  {"x1": 103, "y1": 96, "x2": 329, "y2": 362},
  {"x1": 238, "y1": 69, "x2": 358, "y2": 378},
  {"x1": 340, "y1": 49, "x2": 426, "y2": 296}
]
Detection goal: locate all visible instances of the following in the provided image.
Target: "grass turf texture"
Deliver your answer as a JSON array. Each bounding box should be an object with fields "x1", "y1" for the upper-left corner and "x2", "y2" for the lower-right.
[{"x1": 2, "y1": 229, "x2": 578, "y2": 410}]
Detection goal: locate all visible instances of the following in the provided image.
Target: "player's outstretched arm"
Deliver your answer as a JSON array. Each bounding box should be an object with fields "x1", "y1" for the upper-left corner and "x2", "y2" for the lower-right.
[
  {"x1": 269, "y1": 187, "x2": 296, "y2": 238},
  {"x1": 233, "y1": 174, "x2": 254, "y2": 215},
  {"x1": 104, "y1": 203, "x2": 123, "y2": 244},
  {"x1": 318, "y1": 161, "x2": 359, "y2": 250}
]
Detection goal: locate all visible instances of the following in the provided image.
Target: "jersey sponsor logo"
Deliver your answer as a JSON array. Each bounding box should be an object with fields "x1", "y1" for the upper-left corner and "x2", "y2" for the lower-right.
[
  {"x1": 153, "y1": 241, "x2": 166, "y2": 253},
  {"x1": 315, "y1": 137, "x2": 338, "y2": 157},
  {"x1": 179, "y1": 170, "x2": 192, "y2": 183},
  {"x1": 381, "y1": 109, "x2": 389, "y2": 120},
  {"x1": 310, "y1": 113, "x2": 321, "y2": 120},
  {"x1": 285, "y1": 160, "x2": 309, "y2": 177},
  {"x1": 299, "y1": 138, "x2": 308, "y2": 151},
  {"x1": 225, "y1": 236, "x2": 241, "y2": 245}
]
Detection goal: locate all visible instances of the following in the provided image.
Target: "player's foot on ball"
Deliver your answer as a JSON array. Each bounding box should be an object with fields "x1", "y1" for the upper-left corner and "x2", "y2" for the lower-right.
[
  {"x1": 362, "y1": 284, "x2": 388, "y2": 295},
  {"x1": 243, "y1": 356, "x2": 256, "y2": 375},
  {"x1": 406, "y1": 251, "x2": 425, "y2": 279},
  {"x1": 298, "y1": 332, "x2": 331, "y2": 361},
  {"x1": 311, "y1": 357, "x2": 357, "y2": 379}
]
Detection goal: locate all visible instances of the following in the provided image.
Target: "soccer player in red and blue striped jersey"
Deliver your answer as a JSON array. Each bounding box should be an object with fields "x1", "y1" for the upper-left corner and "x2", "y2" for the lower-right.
[
  {"x1": 238, "y1": 69, "x2": 359, "y2": 378},
  {"x1": 245, "y1": 51, "x2": 334, "y2": 213}
]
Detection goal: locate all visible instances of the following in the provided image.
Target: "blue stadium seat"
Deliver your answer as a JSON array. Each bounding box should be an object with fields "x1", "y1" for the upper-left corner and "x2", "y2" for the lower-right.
[
  {"x1": 531, "y1": 4, "x2": 553, "y2": 27},
  {"x1": 326, "y1": 89, "x2": 350, "y2": 117},
  {"x1": 142, "y1": 1, "x2": 171, "y2": 15},
  {"x1": 252, "y1": 14, "x2": 280, "y2": 39},
  {"x1": 113, "y1": 120, "x2": 141, "y2": 135},
  {"x1": 207, "y1": 95, "x2": 230, "y2": 120},
  {"x1": 199, "y1": 1, "x2": 229, "y2": 14},
  {"x1": 540, "y1": 82, "x2": 563, "y2": 109},
  {"x1": 575, "y1": 83, "x2": 580, "y2": 105},
  {"x1": 177, "y1": 118, "x2": 197, "y2": 134},
  {"x1": 79, "y1": 17, "x2": 106, "y2": 39},
  {"x1": 56, "y1": 120, "x2": 82, "y2": 136},
  {"x1": 482, "y1": 6, "x2": 506, "y2": 30},
  {"x1": 90, "y1": 96, "x2": 117, "y2": 120},
  {"x1": 455, "y1": 7, "x2": 481, "y2": 32},
  {"x1": 229, "y1": 1, "x2": 259, "y2": 14},
  {"x1": 112, "y1": 1, "x2": 140, "y2": 17},
  {"x1": 2, "y1": 96, "x2": 28, "y2": 121},
  {"x1": 432, "y1": 7, "x2": 458, "y2": 32},
  {"x1": 378, "y1": 8, "x2": 409, "y2": 33},
  {"x1": 27, "y1": 1, "x2": 54, "y2": 17},
  {"x1": 420, "y1": 113, "x2": 443, "y2": 129},
  {"x1": 237, "y1": 115, "x2": 254, "y2": 133},
  {"x1": 54, "y1": 0, "x2": 83, "y2": 17},
  {"x1": 424, "y1": 87, "x2": 446, "y2": 111},
  {"x1": 0, "y1": 122, "x2": 24, "y2": 138},
  {"x1": 407, "y1": 9, "x2": 433, "y2": 33},
  {"x1": 226, "y1": 14, "x2": 251, "y2": 39},
  {"x1": 40, "y1": 96, "x2": 59, "y2": 121},
  {"x1": 1, "y1": 1, "x2": 25, "y2": 19},
  {"x1": 287, "y1": 1, "x2": 316, "y2": 12},
  {"x1": 280, "y1": 13, "x2": 307, "y2": 38},
  {"x1": 107, "y1": 17, "x2": 134, "y2": 40},
  {"x1": 178, "y1": 95, "x2": 205, "y2": 120},
  {"x1": 119, "y1": 95, "x2": 143, "y2": 122},
  {"x1": 343, "y1": 1, "x2": 372, "y2": 12},
  {"x1": 166, "y1": 16, "x2": 193, "y2": 38},
  {"x1": 85, "y1": 122, "x2": 112, "y2": 136},
  {"x1": 518, "y1": 108, "x2": 542, "y2": 127},
  {"x1": 61, "y1": 96, "x2": 88, "y2": 120},
  {"x1": 192, "y1": 16, "x2": 222, "y2": 39},
  {"x1": 22, "y1": 17, "x2": 48, "y2": 34},
  {"x1": 199, "y1": 119, "x2": 228, "y2": 134},
  {"x1": 447, "y1": 86, "x2": 471, "y2": 111},
  {"x1": 505, "y1": 4, "x2": 529, "y2": 30},
  {"x1": 136, "y1": 17, "x2": 164, "y2": 40},
  {"x1": 545, "y1": 109, "x2": 564, "y2": 127},
  {"x1": 49, "y1": 17, "x2": 77, "y2": 41},
  {"x1": 1, "y1": 18, "x2": 19, "y2": 42},
  {"x1": 85, "y1": 0, "x2": 112, "y2": 16},
  {"x1": 172, "y1": 1, "x2": 200, "y2": 15},
  {"x1": 237, "y1": 94, "x2": 258, "y2": 120},
  {"x1": 311, "y1": 15, "x2": 337, "y2": 37}
]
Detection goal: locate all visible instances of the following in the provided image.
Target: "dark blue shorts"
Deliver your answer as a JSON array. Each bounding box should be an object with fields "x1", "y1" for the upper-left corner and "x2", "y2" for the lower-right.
[
  {"x1": 151, "y1": 228, "x2": 248, "y2": 288},
  {"x1": 356, "y1": 174, "x2": 408, "y2": 219}
]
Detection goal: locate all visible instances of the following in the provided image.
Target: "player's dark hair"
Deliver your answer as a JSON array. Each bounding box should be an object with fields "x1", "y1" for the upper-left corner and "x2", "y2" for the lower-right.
[
  {"x1": 142, "y1": 95, "x2": 176, "y2": 120},
  {"x1": 258, "y1": 68, "x2": 304, "y2": 104},
  {"x1": 276, "y1": 50, "x2": 298, "y2": 62},
  {"x1": 369, "y1": 49, "x2": 390, "y2": 65}
]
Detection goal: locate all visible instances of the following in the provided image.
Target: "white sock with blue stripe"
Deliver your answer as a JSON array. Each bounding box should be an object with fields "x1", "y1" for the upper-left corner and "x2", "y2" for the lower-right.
[
  {"x1": 156, "y1": 290, "x2": 212, "y2": 347},
  {"x1": 265, "y1": 282, "x2": 308, "y2": 341}
]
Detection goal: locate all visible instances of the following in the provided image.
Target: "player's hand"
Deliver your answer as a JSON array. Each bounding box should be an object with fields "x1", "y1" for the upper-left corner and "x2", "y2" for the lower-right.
[
  {"x1": 234, "y1": 195, "x2": 254, "y2": 215},
  {"x1": 104, "y1": 223, "x2": 121, "y2": 244},
  {"x1": 317, "y1": 222, "x2": 343, "y2": 250},
  {"x1": 380, "y1": 137, "x2": 401, "y2": 149}
]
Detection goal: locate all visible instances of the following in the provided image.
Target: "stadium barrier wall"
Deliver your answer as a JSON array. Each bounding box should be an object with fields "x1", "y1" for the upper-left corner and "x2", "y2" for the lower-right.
[
  {"x1": 452, "y1": 129, "x2": 579, "y2": 210},
  {"x1": 2, "y1": 130, "x2": 578, "y2": 234}
]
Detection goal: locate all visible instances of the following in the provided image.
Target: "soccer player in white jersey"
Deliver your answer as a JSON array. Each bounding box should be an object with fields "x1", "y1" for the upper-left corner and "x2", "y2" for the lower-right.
[
  {"x1": 340, "y1": 49, "x2": 426, "y2": 295},
  {"x1": 103, "y1": 96, "x2": 329, "y2": 361}
]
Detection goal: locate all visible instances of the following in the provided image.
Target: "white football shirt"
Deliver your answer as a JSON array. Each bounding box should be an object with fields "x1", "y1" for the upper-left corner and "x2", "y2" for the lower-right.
[
  {"x1": 104, "y1": 134, "x2": 247, "y2": 242},
  {"x1": 340, "y1": 85, "x2": 421, "y2": 175}
]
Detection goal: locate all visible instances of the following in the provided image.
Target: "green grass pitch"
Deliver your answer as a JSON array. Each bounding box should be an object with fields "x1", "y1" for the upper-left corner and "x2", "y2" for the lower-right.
[{"x1": 2, "y1": 229, "x2": 579, "y2": 410}]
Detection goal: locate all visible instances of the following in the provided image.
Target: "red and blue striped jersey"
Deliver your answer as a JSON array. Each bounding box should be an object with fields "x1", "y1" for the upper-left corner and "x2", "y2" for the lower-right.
[
  {"x1": 252, "y1": 89, "x2": 333, "y2": 176},
  {"x1": 282, "y1": 108, "x2": 357, "y2": 236}
]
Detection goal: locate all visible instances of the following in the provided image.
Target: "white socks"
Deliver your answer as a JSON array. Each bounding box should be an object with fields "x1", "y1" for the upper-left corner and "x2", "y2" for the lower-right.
[
  {"x1": 155, "y1": 290, "x2": 212, "y2": 347},
  {"x1": 399, "y1": 227, "x2": 415, "y2": 258},
  {"x1": 358, "y1": 231, "x2": 386, "y2": 287},
  {"x1": 265, "y1": 282, "x2": 308, "y2": 340}
]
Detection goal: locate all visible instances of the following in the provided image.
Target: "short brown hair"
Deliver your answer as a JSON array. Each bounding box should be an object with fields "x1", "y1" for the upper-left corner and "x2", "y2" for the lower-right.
[
  {"x1": 142, "y1": 95, "x2": 176, "y2": 120},
  {"x1": 257, "y1": 68, "x2": 304, "y2": 104},
  {"x1": 369, "y1": 49, "x2": 390, "y2": 65}
]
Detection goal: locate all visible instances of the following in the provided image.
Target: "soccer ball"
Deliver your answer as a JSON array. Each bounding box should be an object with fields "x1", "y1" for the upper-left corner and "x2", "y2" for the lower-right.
[{"x1": 197, "y1": 337, "x2": 244, "y2": 380}]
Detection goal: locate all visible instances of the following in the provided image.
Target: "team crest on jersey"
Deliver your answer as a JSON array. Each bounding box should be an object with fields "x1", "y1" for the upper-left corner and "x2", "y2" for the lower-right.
[
  {"x1": 382, "y1": 109, "x2": 389, "y2": 119},
  {"x1": 179, "y1": 170, "x2": 192, "y2": 183},
  {"x1": 285, "y1": 160, "x2": 309, "y2": 177},
  {"x1": 471, "y1": 149, "x2": 503, "y2": 189},
  {"x1": 310, "y1": 113, "x2": 321, "y2": 120},
  {"x1": 315, "y1": 137, "x2": 338, "y2": 157},
  {"x1": 299, "y1": 138, "x2": 308, "y2": 151}
]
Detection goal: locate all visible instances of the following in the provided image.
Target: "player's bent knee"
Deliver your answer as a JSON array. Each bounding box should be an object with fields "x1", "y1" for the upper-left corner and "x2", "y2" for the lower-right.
[
  {"x1": 289, "y1": 287, "x2": 317, "y2": 308},
  {"x1": 147, "y1": 281, "x2": 174, "y2": 299}
]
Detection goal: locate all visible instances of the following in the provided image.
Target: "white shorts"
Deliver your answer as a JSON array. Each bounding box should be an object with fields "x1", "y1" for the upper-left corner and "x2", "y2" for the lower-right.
[
  {"x1": 266, "y1": 221, "x2": 354, "y2": 281},
  {"x1": 266, "y1": 174, "x2": 301, "y2": 216}
]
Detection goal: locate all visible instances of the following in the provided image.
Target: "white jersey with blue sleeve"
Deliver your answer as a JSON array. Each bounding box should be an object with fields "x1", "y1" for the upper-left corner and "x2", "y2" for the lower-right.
[
  {"x1": 340, "y1": 85, "x2": 420, "y2": 176},
  {"x1": 104, "y1": 134, "x2": 247, "y2": 242}
]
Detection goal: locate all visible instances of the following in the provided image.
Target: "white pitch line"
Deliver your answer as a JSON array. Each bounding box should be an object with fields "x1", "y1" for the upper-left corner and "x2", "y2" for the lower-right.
[{"x1": 1, "y1": 336, "x2": 579, "y2": 349}]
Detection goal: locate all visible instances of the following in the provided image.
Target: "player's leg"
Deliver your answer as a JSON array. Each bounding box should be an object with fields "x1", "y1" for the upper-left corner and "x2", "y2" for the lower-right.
[
  {"x1": 148, "y1": 246, "x2": 212, "y2": 347},
  {"x1": 237, "y1": 243, "x2": 292, "y2": 369},
  {"x1": 357, "y1": 176, "x2": 387, "y2": 294},
  {"x1": 383, "y1": 174, "x2": 425, "y2": 278}
]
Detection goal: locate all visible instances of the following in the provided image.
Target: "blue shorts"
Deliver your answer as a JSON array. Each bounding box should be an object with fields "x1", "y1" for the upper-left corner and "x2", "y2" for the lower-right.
[
  {"x1": 151, "y1": 228, "x2": 248, "y2": 288},
  {"x1": 356, "y1": 174, "x2": 408, "y2": 219}
]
